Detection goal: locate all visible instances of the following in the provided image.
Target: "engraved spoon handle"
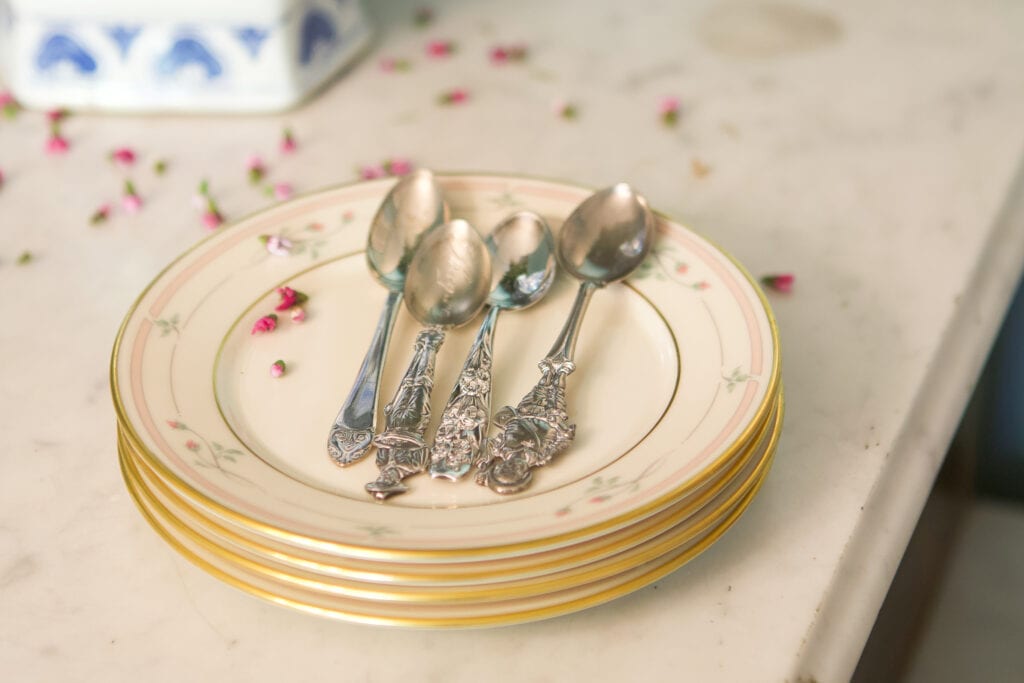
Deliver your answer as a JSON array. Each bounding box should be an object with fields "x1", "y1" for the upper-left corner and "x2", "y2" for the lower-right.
[
  {"x1": 429, "y1": 305, "x2": 500, "y2": 481},
  {"x1": 366, "y1": 327, "x2": 446, "y2": 500},
  {"x1": 476, "y1": 281, "x2": 597, "y2": 494},
  {"x1": 327, "y1": 288, "x2": 402, "y2": 466}
]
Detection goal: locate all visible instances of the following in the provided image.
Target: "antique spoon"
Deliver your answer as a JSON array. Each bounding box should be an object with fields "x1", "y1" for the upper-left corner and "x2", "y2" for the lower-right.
[
  {"x1": 476, "y1": 183, "x2": 656, "y2": 494},
  {"x1": 429, "y1": 212, "x2": 557, "y2": 481},
  {"x1": 327, "y1": 170, "x2": 449, "y2": 467},
  {"x1": 366, "y1": 219, "x2": 492, "y2": 500}
]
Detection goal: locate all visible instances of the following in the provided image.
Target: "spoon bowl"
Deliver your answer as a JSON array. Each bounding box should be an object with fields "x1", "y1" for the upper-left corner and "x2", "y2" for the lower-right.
[{"x1": 486, "y1": 211, "x2": 557, "y2": 310}]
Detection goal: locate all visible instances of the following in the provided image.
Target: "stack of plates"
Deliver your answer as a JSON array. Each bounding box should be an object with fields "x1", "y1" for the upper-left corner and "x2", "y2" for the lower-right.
[{"x1": 112, "y1": 174, "x2": 782, "y2": 627}]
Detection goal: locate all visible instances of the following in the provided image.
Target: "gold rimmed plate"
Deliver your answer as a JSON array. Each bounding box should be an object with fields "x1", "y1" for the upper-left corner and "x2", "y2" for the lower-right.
[{"x1": 111, "y1": 174, "x2": 780, "y2": 560}]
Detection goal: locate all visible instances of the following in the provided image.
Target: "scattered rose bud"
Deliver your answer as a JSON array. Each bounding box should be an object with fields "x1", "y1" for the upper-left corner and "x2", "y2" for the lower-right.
[
  {"x1": 360, "y1": 164, "x2": 386, "y2": 180},
  {"x1": 379, "y1": 57, "x2": 412, "y2": 72},
  {"x1": 110, "y1": 147, "x2": 137, "y2": 168},
  {"x1": 251, "y1": 314, "x2": 278, "y2": 334},
  {"x1": 166, "y1": 420, "x2": 185, "y2": 429},
  {"x1": 341, "y1": 211, "x2": 354, "y2": 223},
  {"x1": 16, "y1": 250, "x2": 34, "y2": 265},
  {"x1": 553, "y1": 99, "x2": 578, "y2": 120},
  {"x1": 280, "y1": 127, "x2": 297, "y2": 154},
  {"x1": 247, "y1": 155, "x2": 267, "y2": 184},
  {"x1": 414, "y1": 6, "x2": 434, "y2": 27},
  {"x1": 275, "y1": 286, "x2": 308, "y2": 311},
  {"x1": 90, "y1": 203, "x2": 112, "y2": 225},
  {"x1": 0, "y1": 91, "x2": 18, "y2": 118},
  {"x1": 659, "y1": 96, "x2": 680, "y2": 126},
  {"x1": 202, "y1": 207, "x2": 224, "y2": 231},
  {"x1": 270, "y1": 360, "x2": 286, "y2": 378},
  {"x1": 260, "y1": 234, "x2": 294, "y2": 256},
  {"x1": 761, "y1": 273, "x2": 795, "y2": 293},
  {"x1": 272, "y1": 182, "x2": 293, "y2": 200},
  {"x1": 490, "y1": 44, "x2": 527, "y2": 64},
  {"x1": 185, "y1": 439, "x2": 200, "y2": 451},
  {"x1": 676, "y1": 263, "x2": 689, "y2": 274},
  {"x1": 695, "y1": 281, "x2": 710, "y2": 290},
  {"x1": 290, "y1": 307, "x2": 306, "y2": 323},
  {"x1": 438, "y1": 88, "x2": 469, "y2": 105},
  {"x1": 426, "y1": 40, "x2": 455, "y2": 58},
  {"x1": 122, "y1": 180, "x2": 143, "y2": 213},
  {"x1": 46, "y1": 108, "x2": 69, "y2": 123},
  {"x1": 46, "y1": 133, "x2": 70, "y2": 155},
  {"x1": 384, "y1": 157, "x2": 413, "y2": 176},
  {"x1": 153, "y1": 159, "x2": 168, "y2": 175}
]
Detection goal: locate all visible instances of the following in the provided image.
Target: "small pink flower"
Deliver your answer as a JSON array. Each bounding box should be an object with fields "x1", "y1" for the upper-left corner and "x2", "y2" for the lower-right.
[
  {"x1": 247, "y1": 155, "x2": 267, "y2": 184},
  {"x1": 0, "y1": 91, "x2": 17, "y2": 118},
  {"x1": 275, "y1": 286, "x2": 308, "y2": 311},
  {"x1": 490, "y1": 44, "x2": 527, "y2": 64},
  {"x1": 90, "y1": 203, "x2": 112, "y2": 225},
  {"x1": 676, "y1": 263, "x2": 688, "y2": 274},
  {"x1": 260, "y1": 234, "x2": 293, "y2": 256},
  {"x1": 438, "y1": 88, "x2": 469, "y2": 105},
  {"x1": 360, "y1": 164, "x2": 386, "y2": 180},
  {"x1": 659, "y1": 96, "x2": 680, "y2": 126},
  {"x1": 46, "y1": 108, "x2": 68, "y2": 123},
  {"x1": 166, "y1": 420, "x2": 184, "y2": 429},
  {"x1": 290, "y1": 307, "x2": 306, "y2": 323},
  {"x1": 426, "y1": 40, "x2": 454, "y2": 58},
  {"x1": 273, "y1": 182, "x2": 293, "y2": 200},
  {"x1": 121, "y1": 180, "x2": 142, "y2": 214},
  {"x1": 270, "y1": 360, "x2": 286, "y2": 378},
  {"x1": 552, "y1": 99, "x2": 578, "y2": 120},
  {"x1": 589, "y1": 495, "x2": 611, "y2": 504},
  {"x1": 110, "y1": 147, "x2": 136, "y2": 168},
  {"x1": 695, "y1": 281, "x2": 710, "y2": 290},
  {"x1": 384, "y1": 157, "x2": 413, "y2": 176},
  {"x1": 46, "y1": 135, "x2": 70, "y2": 155},
  {"x1": 379, "y1": 57, "x2": 411, "y2": 72},
  {"x1": 341, "y1": 212, "x2": 354, "y2": 223},
  {"x1": 251, "y1": 314, "x2": 278, "y2": 335},
  {"x1": 555, "y1": 507, "x2": 571, "y2": 517},
  {"x1": 202, "y1": 211, "x2": 223, "y2": 231},
  {"x1": 309, "y1": 221, "x2": 326, "y2": 231},
  {"x1": 280, "y1": 127, "x2": 297, "y2": 154},
  {"x1": 185, "y1": 439, "x2": 200, "y2": 452},
  {"x1": 761, "y1": 273, "x2": 795, "y2": 293}
]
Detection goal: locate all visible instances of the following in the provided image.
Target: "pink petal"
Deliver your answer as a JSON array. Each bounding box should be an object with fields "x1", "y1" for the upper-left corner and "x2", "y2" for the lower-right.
[
  {"x1": 46, "y1": 136, "x2": 70, "y2": 155},
  {"x1": 273, "y1": 182, "x2": 293, "y2": 200},
  {"x1": 658, "y1": 96, "x2": 680, "y2": 115},
  {"x1": 202, "y1": 211, "x2": 224, "y2": 231},
  {"x1": 360, "y1": 164, "x2": 386, "y2": 180},
  {"x1": 122, "y1": 194, "x2": 143, "y2": 214}
]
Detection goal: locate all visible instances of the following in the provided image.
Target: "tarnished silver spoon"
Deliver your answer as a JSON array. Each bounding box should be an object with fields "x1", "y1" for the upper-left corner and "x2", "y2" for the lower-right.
[
  {"x1": 476, "y1": 183, "x2": 656, "y2": 494},
  {"x1": 429, "y1": 212, "x2": 557, "y2": 481},
  {"x1": 327, "y1": 170, "x2": 448, "y2": 467},
  {"x1": 366, "y1": 219, "x2": 492, "y2": 500}
]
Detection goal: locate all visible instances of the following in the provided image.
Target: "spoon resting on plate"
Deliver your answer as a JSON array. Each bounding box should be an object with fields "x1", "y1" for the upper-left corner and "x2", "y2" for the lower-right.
[{"x1": 476, "y1": 183, "x2": 656, "y2": 494}]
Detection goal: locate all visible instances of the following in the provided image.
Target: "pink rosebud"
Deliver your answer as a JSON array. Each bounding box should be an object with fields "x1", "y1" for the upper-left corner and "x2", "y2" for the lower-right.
[
  {"x1": 290, "y1": 307, "x2": 306, "y2": 323},
  {"x1": 46, "y1": 135, "x2": 70, "y2": 155},
  {"x1": 247, "y1": 155, "x2": 267, "y2": 184},
  {"x1": 273, "y1": 182, "x2": 293, "y2": 200},
  {"x1": 275, "y1": 286, "x2": 308, "y2": 311},
  {"x1": 185, "y1": 439, "x2": 200, "y2": 451},
  {"x1": 384, "y1": 157, "x2": 413, "y2": 176},
  {"x1": 552, "y1": 99, "x2": 578, "y2": 120},
  {"x1": 676, "y1": 263, "x2": 688, "y2": 274},
  {"x1": 280, "y1": 128, "x2": 297, "y2": 154},
  {"x1": 438, "y1": 88, "x2": 469, "y2": 105},
  {"x1": 426, "y1": 40, "x2": 454, "y2": 58},
  {"x1": 555, "y1": 507, "x2": 571, "y2": 517},
  {"x1": 0, "y1": 91, "x2": 14, "y2": 107},
  {"x1": 490, "y1": 44, "x2": 527, "y2": 64},
  {"x1": 46, "y1": 108, "x2": 68, "y2": 123},
  {"x1": 90, "y1": 203, "x2": 112, "y2": 225},
  {"x1": 589, "y1": 495, "x2": 610, "y2": 504},
  {"x1": 695, "y1": 281, "x2": 710, "y2": 290},
  {"x1": 659, "y1": 96, "x2": 680, "y2": 126},
  {"x1": 110, "y1": 147, "x2": 137, "y2": 167},
  {"x1": 202, "y1": 210, "x2": 224, "y2": 231},
  {"x1": 122, "y1": 180, "x2": 142, "y2": 213},
  {"x1": 761, "y1": 273, "x2": 795, "y2": 293},
  {"x1": 270, "y1": 360, "x2": 286, "y2": 378},
  {"x1": 341, "y1": 212, "x2": 354, "y2": 223},
  {"x1": 379, "y1": 57, "x2": 411, "y2": 72},
  {"x1": 251, "y1": 314, "x2": 278, "y2": 335},
  {"x1": 166, "y1": 420, "x2": 182, "y2": 429},
  {"x1": 360, "y1": 164, "x2": 386, "y2": 180},
  {"x1": 263, "y1": 234, "x2": 293, "y2": 256},
  {"x1": 309, "y1": 221, "x2": 326, "y2": 231}
]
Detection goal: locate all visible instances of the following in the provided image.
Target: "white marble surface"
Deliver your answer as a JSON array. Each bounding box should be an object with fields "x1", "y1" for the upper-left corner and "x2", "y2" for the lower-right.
[{"x1": 2, "y1": 0, "x2": 1024, "y2": 680}]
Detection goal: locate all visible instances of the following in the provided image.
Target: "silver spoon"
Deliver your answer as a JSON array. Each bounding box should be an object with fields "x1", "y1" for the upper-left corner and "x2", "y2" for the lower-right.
[
  {"x1": 476, "y1": 183, "x2": 656, "y2": 494},
  {"x1": 366, "y1": 219, "x2": 492, "y2": 500},
  {"x1": 429, "y1": 212, "x2": 557, "y2": 481},
  {"x1": 327, "y1": 170, "x2": 449, "y2": 467}
]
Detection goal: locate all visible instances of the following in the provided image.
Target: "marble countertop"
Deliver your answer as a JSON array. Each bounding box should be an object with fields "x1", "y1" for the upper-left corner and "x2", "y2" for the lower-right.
[{"x1": 3, "y1": 0, "x2": 1024, "y2": 680}]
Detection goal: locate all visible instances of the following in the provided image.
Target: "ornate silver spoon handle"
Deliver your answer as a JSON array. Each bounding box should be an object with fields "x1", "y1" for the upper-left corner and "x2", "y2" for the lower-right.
[
  {"x1": 429, "y1": 306, "x2": 500, "y2": 481},
  {"x1": 366, "y1": 327, "x2": 446, "y2": 500},
  {"x1": 327, "y1": 289, "x2": 402, "y2": 466},
  {"x1": 476, "y1": 282, "x2": 598, "y2": 494}
]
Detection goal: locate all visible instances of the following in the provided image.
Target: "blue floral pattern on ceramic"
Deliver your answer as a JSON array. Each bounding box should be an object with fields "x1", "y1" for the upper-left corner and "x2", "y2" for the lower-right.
[
  {"x1": 106, "y1": 25, "x2": 142, "y2": 60},
  {"x1": 158, "y1": 37, "x2": 223, "y2": 79},
  {"x1": 234, "y1": 27, "x2": 269, "y2": 59},
  {"x1": 299, "y1": 9, "x2": 336, "y2": 65},
  {"x1": 36, "y1": 33, "x2": 97, "y2": 74}
]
